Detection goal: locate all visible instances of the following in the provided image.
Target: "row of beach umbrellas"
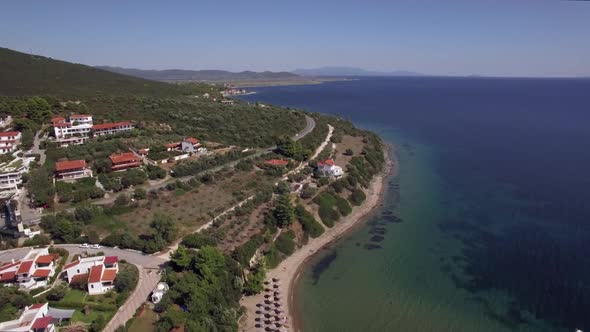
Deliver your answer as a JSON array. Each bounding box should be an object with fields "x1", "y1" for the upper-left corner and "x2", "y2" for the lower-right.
[{"x1": 255, "y1": 278, "x2": 289, "y2": 332}]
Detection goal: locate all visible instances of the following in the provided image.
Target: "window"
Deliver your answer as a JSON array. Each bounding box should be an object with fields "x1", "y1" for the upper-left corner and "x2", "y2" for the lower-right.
[
  {"x1": 91, "y1": 285, "x2": 94, "y2": 288},
  {"x1": 77, "y1": 269, "x2": 80, "y2": 273}
]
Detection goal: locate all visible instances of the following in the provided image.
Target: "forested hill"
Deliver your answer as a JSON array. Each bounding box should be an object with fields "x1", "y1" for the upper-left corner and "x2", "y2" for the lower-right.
[
  {"x1": 96, "y1": 66, "x2": 299, "y2": 82},
  {"x1": 0, "y1": 47, "x2": 206, "y2": 97}
]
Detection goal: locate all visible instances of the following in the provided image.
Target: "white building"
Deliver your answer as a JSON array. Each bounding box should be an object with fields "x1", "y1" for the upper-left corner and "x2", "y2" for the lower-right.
[
  {"x1": 0, "y1": 131, "x2": 21, "y2": 154},
  {"x1": 62, "y1": 255, "x2": 119, "y2": 295},
  {"x1": 0, "y1": 303, "x2": 56, "y2": 332},
  {"x1": 51, "y1": 115, "x2": 93, "y2": 147},
  {"x1": 0, "y1": 157, "x2": 35, "y2": 197},
  {"x1": 180, "y1": 137, "x2": 203, "y2": 153},
  {"x1": 0, "y1": 247, "x2": 59, "y2": 290},
  {"x1": 317, "y1": 159, "x2": 344, "y2": 178}
]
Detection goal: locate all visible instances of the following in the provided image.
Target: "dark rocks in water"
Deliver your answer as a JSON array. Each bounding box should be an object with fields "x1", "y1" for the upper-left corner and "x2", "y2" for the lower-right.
[
  {"x1": 369, "y1": 227, "x2": 387, "y2": 235},
  {"x1": 363, "y1": 243, "x2": 382, "y2": 250},
  {"x1": 382, "y1": 210, "x2": 394, "y2": 216},
  {"x1": 440, "y1": 264, "x2": 452, "y2": 273},
  {"x1": 355, "y1": 242, "x2": 361, "y2": 246},
  {"x1": 382, "y1": 215, "x2": 404, "y2": 223},
  {"x1": 367, "y1": 220, "x2": 379, "y2": 226},
  {"x1": 370, "y1": 235, "x2": 385, "y2": 242}
]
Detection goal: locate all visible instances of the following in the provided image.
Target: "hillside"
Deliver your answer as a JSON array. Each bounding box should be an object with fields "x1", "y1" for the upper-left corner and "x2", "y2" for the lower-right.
[
  {"x1": 0, "y1": 47, "x2": 200, "y2": 97},
  {"x1": 96, "y1": 66, "x2": 299, "y2": 82}
]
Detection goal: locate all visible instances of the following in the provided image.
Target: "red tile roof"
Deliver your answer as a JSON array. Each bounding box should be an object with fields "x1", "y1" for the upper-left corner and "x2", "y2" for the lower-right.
[
  {"x1": 32, "y1": 269, "x2": 51, "y2": 278},
  {"x1": 70, "y1": 114, "x2": 91, "y2": 118},
  {"x1": 319, "y1": 159, "x2": 335, "y2": 167},
  {"x1": 92, "y1": 121, "x2": 132, "y2": 130},
  {"x1": 104, "y1": 256, "x2": 118, "y2": 265},
  {"x1": 63, "y1": 260, "x2": 80, "y2": 270},
  {"x1": 0, "y1": 271, "x2": 16, "y2": 282},
  {"x1": 0, "y1": 260, "x2": 21, "y2": 272},
  {"x1": 51, "y1": 116, "x2": 65, "y2": 124},
  {"x1": 16, "y1": 260, "x2": 33, "y2": 274},
  {"x1": 35, "y1": 254, "x2": 59, "y2": 264},
  {"x1": 109, "y1": 152, "x2": 139, "y2": 164},
  {"x1": 184, "y1": 137, "x2": 199, "y2": 144},
  {"x1": 165, "y1": 142, "x2": 180, "y2": 149},
  {"x1": 0, "y1": 131, "x2": 20, "y2": 137},
  {"x1": 29, "y1": 303, "x2": 46, "y2": 310},
  {"x1": 264, "y1": 159, "x2": 289, "y2": 166},
  {"x1": 55, "y1": 160, "x2": 87, "y2": 172},
  {"x1": 70, "y1": 273, "x2": 88, "y2": 284},
  {"x1": 31, "y1": 316, "x2": 53, "y2": 329},
  {"x1": 88, "y1": 265, "x2": 103, "y2": 283},
  {"x1": 102, "y1": 269, "x2": 117, "y2": 282},
  {"x1": 53, "y1": 122, "x2": 72, "y2": 128}
]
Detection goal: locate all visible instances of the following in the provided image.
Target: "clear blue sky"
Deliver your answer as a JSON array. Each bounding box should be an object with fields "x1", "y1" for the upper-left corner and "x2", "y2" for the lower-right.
[{"x1": 1, "y1": 0, "x2": 589, "y2": 77}]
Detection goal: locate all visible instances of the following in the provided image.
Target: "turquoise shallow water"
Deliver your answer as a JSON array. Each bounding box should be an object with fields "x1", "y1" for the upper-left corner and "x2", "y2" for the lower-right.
[{"x1": 240, "y1": 77, "x2": 590, "y2": 332}]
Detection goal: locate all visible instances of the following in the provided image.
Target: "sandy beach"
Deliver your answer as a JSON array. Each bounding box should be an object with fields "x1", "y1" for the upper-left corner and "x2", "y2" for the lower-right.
[{"x1": 239, "y1": 146, "x2": 396, "y2": 332}]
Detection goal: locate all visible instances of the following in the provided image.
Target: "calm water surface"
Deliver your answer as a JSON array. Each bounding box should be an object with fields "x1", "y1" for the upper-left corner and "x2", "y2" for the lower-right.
[{"x1": 240, "y1": 77, "x2": 590, "y2": 332}]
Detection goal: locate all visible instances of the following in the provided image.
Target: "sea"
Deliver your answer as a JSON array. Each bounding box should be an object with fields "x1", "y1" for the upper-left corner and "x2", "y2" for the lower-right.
[{"x1": 239, "y1": 77, "x2": 590, "y2": 332}]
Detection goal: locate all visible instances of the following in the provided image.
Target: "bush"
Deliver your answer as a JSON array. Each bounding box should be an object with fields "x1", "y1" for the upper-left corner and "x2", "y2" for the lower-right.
[
  {"x1": 232, "y1": 234, "x2": 264, "y2": 266},
  {"x1": 318, "y1": 204, "x2": 339, "y2": 227},
  {"x1": 349, "y1": 188, "x2": 366, "y2": 206},
  {"x1": 133, "y1": 188, "x2": 147, "y2": 200},
  {"x1": 335, "y1": 196, "x2": 352, "y2": 216},
  {"x1": 181, "y1": 233, "x2": 217, "y2": 249},
  {"x1": 300, "y1": 186, "x2": 316, "y2": 199},
  {"x1": 46, "y1": 285, "x2": 67, "y2": 301},
  {"x1": 264, "y1": 244, "x2": 282, "y2": 269},
  {"x1": 275, "y1": 232, "x2": 296, "y2": 256},
  {"x1": 295, "y1": 205, "x2": 324, "y2": 238},
  {"x1": 23, "y1": 234, "x2": 51, "y2": 247}
]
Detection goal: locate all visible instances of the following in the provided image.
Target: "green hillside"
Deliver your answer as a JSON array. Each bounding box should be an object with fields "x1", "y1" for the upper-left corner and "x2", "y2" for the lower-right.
[{"x1": 0, "y1": 47, "x2": 203, "y2": 97}]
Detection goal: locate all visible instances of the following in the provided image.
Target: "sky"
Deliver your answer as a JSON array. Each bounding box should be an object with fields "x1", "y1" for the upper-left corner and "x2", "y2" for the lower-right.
[{"x1": 1, "y1": 0, "x2": 589, "y2": 77}]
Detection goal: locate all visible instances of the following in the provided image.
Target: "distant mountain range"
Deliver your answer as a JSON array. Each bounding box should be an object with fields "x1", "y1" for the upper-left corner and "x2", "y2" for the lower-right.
[
  {"x1": 96, "y1": 66, "x2": 299, "y2": 82},
  {"x1": 292, "y1": 66, "x2": 424, "y2": 77}
]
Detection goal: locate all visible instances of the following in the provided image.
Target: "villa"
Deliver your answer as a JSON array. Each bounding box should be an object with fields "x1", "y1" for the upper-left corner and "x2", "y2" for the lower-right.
[
  {"x1": 92, "y1": 121, "x2": 134, "y2": 136},
  {"x1": 0, "y1": 131, "x2": 21, "y2": 154},
  {"x1": 109, "y1": 152, "x2": 141, "y2": 171},
  {"x1": 62, "y1": 255, "x2": 119, "y2": 295},
  {"x1": 51, "y1": 115, "x2": 93, "y2": 147},
  {"x1": 0, "y1": 303, "x2": 56, "y2": 332},
  {"x1": 0, "y1": 247, "x2": 59, "y2": 290},
  {"x1": 0, "y1": 156, "x2": 34, "y2": 197},
  {"x1": 317, "y1": 159, "x2": 344, "y2": 178},
  {"x1": 54, "y1": 160, "x2": 93, "y2": 181}
]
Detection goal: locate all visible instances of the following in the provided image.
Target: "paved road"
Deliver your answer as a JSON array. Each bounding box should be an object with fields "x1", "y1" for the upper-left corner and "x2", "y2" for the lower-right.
[{"x1": 31, "y1": 131, "x2": 47, "y2": 165}]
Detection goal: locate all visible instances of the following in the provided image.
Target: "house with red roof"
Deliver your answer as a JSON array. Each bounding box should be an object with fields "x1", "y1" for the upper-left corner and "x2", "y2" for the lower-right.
[
  {"x1": 51, "y1": 114, "x2": 93, "y2": 147},
  {"x1": 0, "y1": 131, "x2": 22, "y2": 154},
  {"x1": 0, "y1": 248, "x2": 59, "y2": 290},
  {"x1": 54, "y1": 159, "x2": 93, "y2": 181},
  {"x1": 0, "y1": 302, "x2": 57, "y2": 332},
  {"x1": 109, "y1": 152, "x2": 142, "y2": 171},
  {"x1": 62, "y1": 255, "x2": 119, "y2": 295},
  {"x1": 180, "y1": 137, "x2": 202, "y2": 153},
  {"x1": 317, "y1": 159, "x2": 344, "y2": 178},
  {"x1": 92, "y1": 121, "x2": 134, "y2": 137}
]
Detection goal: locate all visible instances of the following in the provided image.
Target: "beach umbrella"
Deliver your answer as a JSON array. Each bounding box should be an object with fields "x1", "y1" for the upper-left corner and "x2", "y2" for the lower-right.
[
  {"x1": 273, "y1": 284, "x2": 279, "y2": 288},
  {"x1": 264, "y1": 294, "x2": 271, "y2": 298},
  {"x1": 264, "y1": 281, "x2": 270, "y2": 285},
  {"x1": 272, "y1": 277, "x2": 279, "y2": 282},
  {"x1": 256, "y1": 303, "x2": 263, "y2": 307}
]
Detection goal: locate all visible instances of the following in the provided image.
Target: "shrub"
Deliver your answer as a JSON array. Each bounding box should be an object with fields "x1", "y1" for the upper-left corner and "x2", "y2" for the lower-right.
[
  {"x1": 335, "y1": 196, "x2": 352, "y2": 216},
  {"x1": 275, "y1": 232, "x2": 296, "y2": 256},
  {"x1": 349, "y1": 188, "x2": 366, "y2": 206},
  {"x1": 318, "y1": 204, "x2": 339, "y2": 227},
  {"x1": 295, "y1": 205, "x2": 324, "y2": 238}
]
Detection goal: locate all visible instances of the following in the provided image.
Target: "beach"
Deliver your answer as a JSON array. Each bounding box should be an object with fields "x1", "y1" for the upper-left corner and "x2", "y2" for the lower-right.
[{"x1": 239, "y1": 146, "x2": 396, "y2": 332}]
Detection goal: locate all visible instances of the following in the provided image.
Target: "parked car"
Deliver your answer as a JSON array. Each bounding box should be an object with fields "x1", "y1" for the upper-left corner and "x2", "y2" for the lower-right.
[
  {"x1": 79, "y1": 243, "x2": 89, "y2": 248},
  {"x1": 90, "y1": 244, "x2": 101, "y2": 249}
]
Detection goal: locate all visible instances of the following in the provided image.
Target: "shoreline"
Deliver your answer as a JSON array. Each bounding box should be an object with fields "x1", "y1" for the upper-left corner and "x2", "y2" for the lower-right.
[{"x1": 239, "y1": 144, "x2": 396, "y2": 332}]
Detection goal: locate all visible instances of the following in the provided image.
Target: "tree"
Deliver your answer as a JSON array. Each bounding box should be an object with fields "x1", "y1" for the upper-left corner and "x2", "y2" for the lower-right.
[
  {"x1": 244, "y1": 264, "x2": 265, "y2": 295},
  {"x1": 114, "y1": 194, "x2": 129, "y2": 207},
  {"x1": 90, "y1": 315, "x2": 106, "y2": 332},
  {"x1": 150, "y1": 213, "x2": 177, "y2": 243},
  {"x1": 344, "y1": 148, "x2": 354, "y2": 156},
  {"x1": 170, "y1": 245, "x2": 192, "y2": 270},
  {"x1": 114, "y1": 268, "x2": 137, "y2": 293},
  {"x1": 273, "y1": 193, "x2": 294, "y2": 228},
  {"x1": 133, "y1": 188, "x2": 147, "y2": 200},
  {"x1": 46, "y1": 285, "x2": 67, "y2": 301},
  {"x1": 275, "y1": 181, "x2": 290, "y2": 195}
]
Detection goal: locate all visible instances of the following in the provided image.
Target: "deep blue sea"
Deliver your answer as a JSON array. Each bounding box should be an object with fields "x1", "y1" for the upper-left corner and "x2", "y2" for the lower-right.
[{"x1": 240, "y1": 77, "x2": 590, "y2": 332}]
